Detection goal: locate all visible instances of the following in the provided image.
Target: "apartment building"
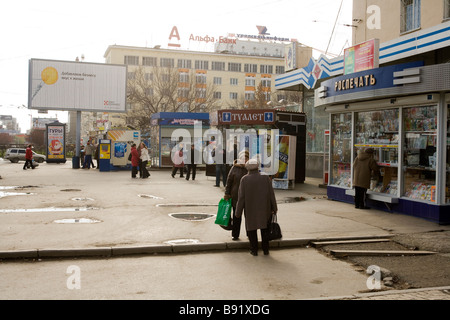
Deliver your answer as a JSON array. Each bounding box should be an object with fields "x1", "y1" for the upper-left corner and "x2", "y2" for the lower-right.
[
  {"x1": 104, "y1": 44, "x2": 308, "y2": 113},
  {"x1": 352, "y1": 0, "x2": 450, "y2": 44}
]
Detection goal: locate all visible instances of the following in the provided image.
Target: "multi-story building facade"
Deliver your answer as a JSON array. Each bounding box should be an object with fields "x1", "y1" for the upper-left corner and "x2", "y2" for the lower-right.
[
  {"x1": 352, "y1": 0, "x2": 450, "y2": 44},
  {"x1": 104, "y1": 44, "x2": 309, "y2": 117}
]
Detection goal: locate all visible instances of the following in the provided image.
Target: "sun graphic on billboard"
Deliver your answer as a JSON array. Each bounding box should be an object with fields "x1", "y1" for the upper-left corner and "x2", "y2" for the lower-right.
[{"x1": 41, "y1": 67, "x2": 59, "y2": 85}]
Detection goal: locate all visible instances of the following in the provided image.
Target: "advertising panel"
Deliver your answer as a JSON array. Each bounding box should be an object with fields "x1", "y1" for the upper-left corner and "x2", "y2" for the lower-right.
[
  {"x1": 46, "y1": 123, "x2": 66, "y2": 162},
  {"x1": 29, "y1": 59, "x2": 127, "y2": 112},
  {"x1": 344, "y1": 39, "x2": 380, "y2": 75}
]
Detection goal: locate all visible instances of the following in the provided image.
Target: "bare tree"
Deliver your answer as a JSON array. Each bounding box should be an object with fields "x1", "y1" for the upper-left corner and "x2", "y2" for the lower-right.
[{"x1": 126, "y1": 66, "x2": 219, "y2": 133}]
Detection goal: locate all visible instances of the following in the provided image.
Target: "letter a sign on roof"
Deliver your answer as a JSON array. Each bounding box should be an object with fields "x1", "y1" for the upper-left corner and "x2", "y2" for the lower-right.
[{"x1": 168, "y1": 26, "x2": 181, "y2": 48}]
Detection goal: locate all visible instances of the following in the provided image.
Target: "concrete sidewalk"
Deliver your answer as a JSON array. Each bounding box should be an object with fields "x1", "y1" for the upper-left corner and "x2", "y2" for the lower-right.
[{"x1": 1, "y1": 160, "x2": 449, "y2": 300}]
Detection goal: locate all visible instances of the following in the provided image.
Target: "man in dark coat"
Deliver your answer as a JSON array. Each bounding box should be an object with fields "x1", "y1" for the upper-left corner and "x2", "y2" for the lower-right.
[
  {"x1": 235, "y1": 158, "x2": 278, "y2": 256},
  {"x1": 224, "y1": 150, "x2": 249, "y2": 240},
  {"x1": 353, "y1": 148, "x2": 380, "y2": 209}
]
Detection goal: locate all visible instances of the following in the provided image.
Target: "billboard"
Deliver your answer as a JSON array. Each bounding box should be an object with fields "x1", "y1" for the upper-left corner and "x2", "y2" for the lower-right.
[
  {"x1": 344, "y1": 39, "x2": 379, "y2": 75},
  {"x1": 28, "y1": 59, "x2": 127, "y2": 113}
]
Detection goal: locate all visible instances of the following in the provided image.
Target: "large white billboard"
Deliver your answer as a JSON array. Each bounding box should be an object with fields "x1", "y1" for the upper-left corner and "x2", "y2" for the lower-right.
[{"x1": 28, "y1": 59, "x2": 127, "y2": 113}]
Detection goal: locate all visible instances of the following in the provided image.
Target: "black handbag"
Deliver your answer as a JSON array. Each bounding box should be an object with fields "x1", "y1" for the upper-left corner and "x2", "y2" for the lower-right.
[
  {"x1": 268, "y1": 214, "x2": 282, "y2": 241},
  {"x1": 220, "y1": 218, "x2": 233, "y2": 231}
]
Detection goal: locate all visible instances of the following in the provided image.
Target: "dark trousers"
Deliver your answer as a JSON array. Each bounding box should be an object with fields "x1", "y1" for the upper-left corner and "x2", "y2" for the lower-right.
[
  {"x1": 132, "y1": 166, "x2": 138, "y2": 178},
  {"x1": 247, "y1": 228, "x2": 269, "y2": 254},
  {"x1": 354, "y1": 186, "x2": 367, "y2": 208},
  {"x1": 231, "y1": 206, "x2": 242, "y2": 239},
  {"x1": 215, "y1": 164, "x2": 226, "y2": 186},
  {"x1": 186, "y1": 164, "x2": 197, "y2": 180},
  {"x1": 23, "y1": 159, "x2": 34, "y2": 169},
  {"x1": 140, "y1": 160, "x2": 150, "y2": 178},
  {"x1": 171, "y1": 166, "x2": 184, "y2": 177}
]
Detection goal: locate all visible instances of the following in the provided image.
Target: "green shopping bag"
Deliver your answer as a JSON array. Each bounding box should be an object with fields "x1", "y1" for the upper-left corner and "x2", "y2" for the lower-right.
[{"x1": 215, "y1": 198, "x2": 232, "y2": 227}]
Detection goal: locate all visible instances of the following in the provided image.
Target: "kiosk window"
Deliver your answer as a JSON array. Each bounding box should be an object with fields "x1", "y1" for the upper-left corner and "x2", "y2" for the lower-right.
[
  {"x1": 446, "y1": 105, "x2": 450, "y2": 203},
  {"x1": 355, "y1": 109, "x2": 399, "y2": 196},
  {"x1": 330, "y1": 113, "x2": 352, "y2": 188},
  {"x1": 403, "y1": 105, "x2": 437, "y2": 202}
]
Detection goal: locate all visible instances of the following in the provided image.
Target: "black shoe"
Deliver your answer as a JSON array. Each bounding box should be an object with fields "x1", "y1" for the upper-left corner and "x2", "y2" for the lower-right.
[
  {"x1": 264, "y1": 251, "x2": 269, "y2": 256},
  {"x1": 232, "y1": 237, "x2": 239, "y2": 241},
  {"x1": 250, "y1": 251, "x2": 258, "y2": 256},
  {"x1": 171, "y1": 174, "x2": 175, "y2": 178},
  {"x1": 359, "y1": 206, "x2": 371, "y2": 209}
]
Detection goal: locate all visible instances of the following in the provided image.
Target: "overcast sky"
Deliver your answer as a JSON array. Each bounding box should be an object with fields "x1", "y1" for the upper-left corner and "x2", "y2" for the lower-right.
[{"x1": 0, "y1": 0, "x2": 353, "y2": 133}]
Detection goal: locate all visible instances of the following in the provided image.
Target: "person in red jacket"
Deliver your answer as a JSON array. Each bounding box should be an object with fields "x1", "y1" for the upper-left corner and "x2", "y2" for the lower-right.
[
  {"x1": 23, "y1": 144, "x2": 35, "y2": 170},
  {"x1": 130, "y1": 143, "x2": 140, "y2": 178}
]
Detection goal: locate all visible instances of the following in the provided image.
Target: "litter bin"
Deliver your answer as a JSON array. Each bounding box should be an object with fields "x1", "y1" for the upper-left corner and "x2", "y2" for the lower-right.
[{"x1": 72, "y1": 156, "x2": 80, "y2": 169}]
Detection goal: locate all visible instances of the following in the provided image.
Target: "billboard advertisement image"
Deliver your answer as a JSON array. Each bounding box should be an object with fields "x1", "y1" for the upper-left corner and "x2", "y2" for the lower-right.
[{"x1": 28, "y1": 59, "x2": 127, "y2": 113}]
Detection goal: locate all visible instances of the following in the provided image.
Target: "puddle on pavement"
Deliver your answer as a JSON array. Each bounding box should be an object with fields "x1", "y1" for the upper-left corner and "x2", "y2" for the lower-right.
[
  {"x1": 164, "y1": 239, "x2": 200, "y2": 245},
  {"x1": 138, "y1": 194, "x2": 164, "y2": 200},
  {"x1": 279, "y1": 196, "x2": 306, "y2": 203},
  {"x1": 0, "y1": 206, "x2": 99, "y2": 213},
  {"x1": 72, "y1": 197, "x2": 95, "y2": 201},
  {"x1": 168, "y1": 212, "x2": 215, "y2": 221},
  {"x1": 60, "y1": 189, "x2": 82, "y2": 192},
  {"x1": 0, "y1": 186, "x2": 36, "y2": 198},
  {"x1": 0, "y1": 191, "x2": 34, "y2": 198},
  {"x1": 156, "y1": 203, "x2": 217, "y2": 207},
  {"x1": 53, "y1": 218, "x2": 101, "y2": 224}
]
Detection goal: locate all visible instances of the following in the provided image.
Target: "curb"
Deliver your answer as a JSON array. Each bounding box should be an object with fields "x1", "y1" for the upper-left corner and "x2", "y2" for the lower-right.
[{"x1": 0, "y1": 235, "x2": 393, "y2": 260}]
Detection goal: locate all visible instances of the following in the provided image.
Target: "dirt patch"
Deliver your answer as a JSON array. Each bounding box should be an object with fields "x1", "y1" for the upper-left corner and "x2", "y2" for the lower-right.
[{"x1": 315, "y1": 232, "x2": 450, "y2": 290}]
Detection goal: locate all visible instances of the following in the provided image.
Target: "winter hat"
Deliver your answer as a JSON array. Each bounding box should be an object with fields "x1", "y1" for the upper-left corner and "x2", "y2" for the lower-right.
[{"x1": 245, "y1": 158, "x2": 259, "y2": 171}]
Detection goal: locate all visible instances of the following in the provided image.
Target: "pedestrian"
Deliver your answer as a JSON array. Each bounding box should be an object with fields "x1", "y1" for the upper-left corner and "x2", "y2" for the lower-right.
[
  {"x1": 171, "y1": 143, "x2": 184, "y2": 178},
  {"x1": 212, "y1": 143, "x2": 227, "y2": 187},
  {"x1": 186, "y1": 143, "x2": 199, "y2": 181},
  {"x1": 235, "y1": 158, "x2": 278, "y2": 256},
  {"x1": 224, "y1": 150, "x2": 249, "y2": 240},
  {"x1": 353, "y1": 148, "x2": 380, "y2": 209},
  {"x1": 82, "y1": 141, "x2": 96, "y2": 169},
  {"x1": 139, "y1": 142, "x2": 151, "y2": 179},
  {"x1": 130, "y1": 143, "x2": 140, "y2": 178},
  {"x1": 23, "y1": 144, "x2": 35, "y2": 170}
]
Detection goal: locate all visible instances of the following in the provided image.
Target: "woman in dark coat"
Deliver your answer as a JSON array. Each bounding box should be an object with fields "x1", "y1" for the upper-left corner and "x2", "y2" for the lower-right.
[
  {"x1": 353, "y1": 148, "x2": 380, "y2": 209},
  {"x1": 130, "y1": 144, "x2": 140, "y2": 178},
  {"x1": 224, "y1": 150, "x2": 249, "y2": 240},
  {"x1": 235, "y1": 158, "x2": 278, "y2": 256}
]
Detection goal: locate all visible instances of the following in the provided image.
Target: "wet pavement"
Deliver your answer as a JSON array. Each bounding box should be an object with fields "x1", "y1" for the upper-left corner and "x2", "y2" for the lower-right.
[{"x1": 0, "y1": 159, "x2": 449, "y2": 300}]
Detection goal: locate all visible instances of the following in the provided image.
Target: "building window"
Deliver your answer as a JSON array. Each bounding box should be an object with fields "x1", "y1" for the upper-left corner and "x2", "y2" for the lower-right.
[
  {"x1": 261, "y1": 79, "x2": 271, "y2": 88},
  {"x1": 230, "y1": 78, "x2": 238, "y2": 86},
  {"x1": 244, "y1": 64, "x2": 258, "y2": 73},
  {"x1": 196, "y1": 74, "x2": 207, "y2": 84},
  {"x1": 124, "y1": 56, "x2": 139, "y2": 65},
  {"x1": 213, "y1": 77, "x2": 222, "y2": 85},
  {"x1": 127, "y1": 72, "x2": 136, "y2": 80},
  {"x1": 145, "y1": 73, "x2": 153, "y2": 81},
  {"x1": 245, "y1": 92, "x2": 255, "y2": 101},
  {"x1": 213, "y1": 92, "x2": 222, "y2": 99},
  {"x1": 179, "y1": 72, "x2": 189, "y2": 83},
  {"x1": 160, "y1": 58, "x2": 175, "y2": 68},
  {"x1": 276, "y1": 66, "x2": 285, "y2": 74},
  {"x1": 445, "y1": 0, "x2": 450, "y2": 20},
  {"x1": 228, "y1": 63, "x2": 242, "y2": 72},
  {"x1": 245, "y1": 78, "x2": 256, "y2": 87},
  {"x1": 212, "y1": 61, "x2": 225, "y2": 71},
  {"x1": 178, "y1": 59, "x2": 192, "y2": 69},
  {"x1": 230, "y1": 92, "x2": 238, "y2": 100},
  {"x1": 401, "y1": 0, "x2": 421, "y2": 33},
  {"x1": 178, "y1": 88, "x2": 189, "y2": 98},
  {"x1": 142, "y1": 57, "x2": 157, "y2": 66},
  {"x1": 260, "y1": 65, "x2": 273, "y2": 74},
  {"x1": 195, "y1": 60, "x2": 209, "y2": 70}
]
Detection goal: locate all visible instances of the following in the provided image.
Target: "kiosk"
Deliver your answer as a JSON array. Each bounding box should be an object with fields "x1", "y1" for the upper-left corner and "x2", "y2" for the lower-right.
[
  {"x1": 315, "y1": 62, "x2": 450, "y2": 224},
  {"x1": 106, "y1": 129, "x2": 141, "y2": 170},
  {"x1": 213, "y1": 109, "x2": 306, "y2": 189},
  {"x1": 150, "y1": 112, "x2": 210, "y2": 168}
]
